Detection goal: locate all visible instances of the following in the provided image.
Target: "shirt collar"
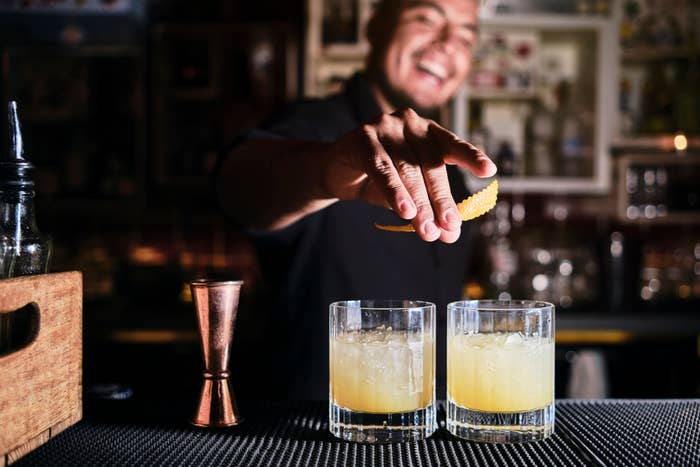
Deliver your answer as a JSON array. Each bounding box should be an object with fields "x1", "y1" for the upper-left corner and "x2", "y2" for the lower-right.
[{"x1": 344, "y1": 72, "x2": 383, "y2": 124}]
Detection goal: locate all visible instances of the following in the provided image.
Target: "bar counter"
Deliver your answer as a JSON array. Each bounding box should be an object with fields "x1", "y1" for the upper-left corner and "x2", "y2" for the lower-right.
[{"x1": 12, "y1": 399, "x2": 700, "y2": 466}]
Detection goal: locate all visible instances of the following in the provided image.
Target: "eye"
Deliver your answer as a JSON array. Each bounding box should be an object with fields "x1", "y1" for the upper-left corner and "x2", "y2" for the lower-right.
[
  {"x1": 404, "y1": 7, "x2": 443, "y2": 27},
  {"x1": 415, "y1": 13, "x2": 436, "y2": 26},
  {"x1": 458, "y1": 37, "x2": 474, "y2": 50}
]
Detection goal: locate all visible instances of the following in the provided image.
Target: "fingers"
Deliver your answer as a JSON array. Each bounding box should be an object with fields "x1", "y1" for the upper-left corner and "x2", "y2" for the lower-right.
[
  {"x1": 403, "y1": 110, "x2": 462, "y2": 234},
  {"x1": 377, "y1": 118, "x2": 441, "y2": 241},
  {"x1": 428, "y1": 123, "x2": 497, "y2": 177},
  {"x1": 359, "y1": 124, "x2": 417, "y2": 220},
  {"x1": 439, "y1": 226, "x2": 462, "y2": 244},
  {"x1": 353, "y1": 109, "x2": 494, "y2": 243}
]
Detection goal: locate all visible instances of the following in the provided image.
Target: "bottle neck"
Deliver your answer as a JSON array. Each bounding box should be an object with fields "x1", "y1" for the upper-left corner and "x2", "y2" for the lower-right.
[{"x1": 0, "y1": 190, "x2": 40, "y2": 238}]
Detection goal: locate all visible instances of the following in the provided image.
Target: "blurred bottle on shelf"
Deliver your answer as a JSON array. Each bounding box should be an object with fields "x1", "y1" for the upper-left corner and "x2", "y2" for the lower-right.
[
  {"x1": 495, "y1": 140, "x2": 516, "y2": 176},
  {"x1": 641, "y1": 64, "x2": 676, "y2": 134},
  {"x1": 602, "y1": 232, "x2": 627, "y2": 312},
  {"x1": 636, "y1": 1, "x2": 683, "y2": 48},
  {"x1": 0, "y1": 102, "x2": 52, "y2": 277},
  {"x1": 619, "y1": 0, "x2": 641, "y2": 47},
  {"x1": 469, "y1": 122, "x2": 492, "y2": 156},
  {"x1": 640, "y1": 240, "x2": 699, "y2": 303},
  {"x1": 576, "y1": 0, "x2": 611, "y2": 16},
  {"x1": 675, "y1": 61, "x2": 700, "y2": 134},
  {"x1": 473, "y1": 197, "x2": 600, "y2": 310},
  {"x1": 476, "y1": 199, "x2": 519, "y2": 300},
  {"x1": 521, "y1": 244, "x2": 599, "y2": 310},
  {"x1": 518, "y1": 202, "x2": 599, "y2": 310},
  {"x1": 553, "y1": 81, "x2": 586, "y2": 177},
  {"x1": 691, "y1": 2, "x2": 700, "y2": 48},
  {"x1": 619, "y1": 74, "x2": 635, "y2": 136},
  {"x1": 623, "y1": 163, "x2": 672, "y2": 221},
  {"x1": 525, "y1": 98, "x2": 555, "y2": 176}
]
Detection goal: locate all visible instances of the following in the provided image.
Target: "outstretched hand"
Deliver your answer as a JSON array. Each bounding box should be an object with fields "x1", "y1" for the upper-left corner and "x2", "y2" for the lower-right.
[{"x1": 325, "y1": 108, "x2": 497, "y2": 243}]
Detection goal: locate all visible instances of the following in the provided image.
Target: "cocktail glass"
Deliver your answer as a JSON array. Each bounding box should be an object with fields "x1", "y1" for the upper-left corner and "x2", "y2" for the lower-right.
[
  {"x1": 329, "y1": 300, "x2": 436, "y2": 443},
  {"x1": 446, "y1": 300, "x2": 555, "y2": 443}
]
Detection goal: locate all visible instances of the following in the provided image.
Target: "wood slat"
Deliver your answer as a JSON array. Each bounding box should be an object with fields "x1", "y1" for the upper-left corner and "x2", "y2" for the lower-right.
[
  {"x1": 0, "y1": 272, "x2": 82, "y2": 462},
  {"x1": 6, "y1": 431, "x2": 50, "y2": 464}
]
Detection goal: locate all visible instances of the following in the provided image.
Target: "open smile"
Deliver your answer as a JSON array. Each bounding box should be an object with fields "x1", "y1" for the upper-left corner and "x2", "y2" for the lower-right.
[{"x1": 417, "y1": 59, "x2": 449, "y2": 81}]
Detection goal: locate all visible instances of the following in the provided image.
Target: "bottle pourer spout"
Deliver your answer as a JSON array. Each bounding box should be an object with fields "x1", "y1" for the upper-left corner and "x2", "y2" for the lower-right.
[{"x1": 8, "y1": 101, "x2": 24, "y2": 161}]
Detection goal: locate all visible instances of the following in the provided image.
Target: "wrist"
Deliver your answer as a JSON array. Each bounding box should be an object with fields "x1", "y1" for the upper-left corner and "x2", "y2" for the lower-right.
[{"x1": 303, "y1": 141, "x2": 341, "y2": 200}]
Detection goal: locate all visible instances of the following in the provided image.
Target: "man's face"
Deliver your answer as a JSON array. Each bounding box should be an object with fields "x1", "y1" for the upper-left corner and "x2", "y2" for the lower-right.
[{"x1": 373, "y1": 0, "x2": 478, "y2": 113}]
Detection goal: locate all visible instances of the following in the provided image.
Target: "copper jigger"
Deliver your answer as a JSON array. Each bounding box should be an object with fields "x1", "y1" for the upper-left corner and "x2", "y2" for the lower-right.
[{"x1": 190, "y1": 279, "x2": 244, "y2": 427}]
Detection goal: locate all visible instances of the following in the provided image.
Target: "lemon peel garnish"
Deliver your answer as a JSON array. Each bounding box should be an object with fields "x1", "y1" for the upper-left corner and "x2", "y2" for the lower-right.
[{"x1": 375, "y1": 179, "x2": 498, "y2": 232}]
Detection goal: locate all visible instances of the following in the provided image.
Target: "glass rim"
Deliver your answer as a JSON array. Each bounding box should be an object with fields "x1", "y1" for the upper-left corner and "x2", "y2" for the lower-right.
[
  {"x1": 330, "y1": 299, "x2": 435, "y2": 311},
  {"x1": 447, "y1": 299, "x2": 554, "y2": 313},
  {"x1": 190, "y1": 279, "x2": 244, "y2": 287}
]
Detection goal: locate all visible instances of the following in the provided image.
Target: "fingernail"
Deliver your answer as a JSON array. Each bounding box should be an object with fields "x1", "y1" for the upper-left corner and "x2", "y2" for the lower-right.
[
  {"x1": 422, "y1": 219, "x2": 439, "y2": 237},
  {"x1": 398, "y1": 199, "x2": 413, "y2": 214},
  {"x1": 443, "y1": 208, "x2": 459, "y2": 226},
  {"x1": 482, "y1": 158, "x2": 497, "y2": 176}
]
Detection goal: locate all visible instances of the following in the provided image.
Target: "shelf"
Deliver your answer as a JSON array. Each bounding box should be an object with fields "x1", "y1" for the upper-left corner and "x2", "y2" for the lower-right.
[
  {"x1": 467, "y1": 89, "x2": 537, "y2": 100},
  {"x1": 5, "y1": 45, "x2": 144, "y2": 58},
  {"x1": 616, "y1": 212, "x2": 700, "y2": 225},
  {"x1": 319, "y1": 44, "x2": 369, "y2": 60},
  {"x1": 556, "y1": 310, "x2": 700, "y2": 338},
  {"x1": 612, "y1": 135, "x2": 700, "y2": 152},
  {"x1": 107, "y1": 329, "x2": 198, "y2": 344},
  {"x1": 479, "y1": 13, "x2": 612, "y2": 29},
  {"x1": 463, "y1": 173, "x2": 610, "y2": 195},
  {"x1": 621, "y1": 46, "x2": 699, "y2": 63},
  {"x1": 497, "y1": 177, "x2": 609, "y2": 194},
  {"x1": 451, "y1": 15, "x2": 617, "y2": 195}
]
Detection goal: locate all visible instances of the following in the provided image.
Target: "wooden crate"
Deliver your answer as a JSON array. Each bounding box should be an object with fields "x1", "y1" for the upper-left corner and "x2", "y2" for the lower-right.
[{"x1": 0, "y1": 271, "x2": 82, "y2": 465}]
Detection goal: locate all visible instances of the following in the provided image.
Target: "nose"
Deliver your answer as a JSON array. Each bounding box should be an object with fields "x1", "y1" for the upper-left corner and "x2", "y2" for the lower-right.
[{"x1": 436, "y1": 23, "x2": 459, "y2": 54}]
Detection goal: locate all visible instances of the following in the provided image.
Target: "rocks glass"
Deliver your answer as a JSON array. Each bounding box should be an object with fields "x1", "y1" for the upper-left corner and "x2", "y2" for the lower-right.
[
  {"x1": 446, "y1": 300, "x2": 555, "y2": 443},
  {"x1": 329, "y1": 300, "x2": 436, "y2": 443}
]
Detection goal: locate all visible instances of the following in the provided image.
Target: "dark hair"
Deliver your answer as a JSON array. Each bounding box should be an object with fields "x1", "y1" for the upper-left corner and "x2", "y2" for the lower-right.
[{"x1": 365, "y1": 0, "x2": 404, "y2": 71}]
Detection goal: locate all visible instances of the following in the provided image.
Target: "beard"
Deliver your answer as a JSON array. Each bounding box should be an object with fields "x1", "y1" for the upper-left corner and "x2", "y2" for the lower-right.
[{"x1": 371, "y1": 67, "x2": 442, "y2": 120}]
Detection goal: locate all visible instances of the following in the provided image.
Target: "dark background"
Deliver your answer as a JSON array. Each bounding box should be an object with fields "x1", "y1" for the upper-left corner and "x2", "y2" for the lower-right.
[{"x1": 0, "y1": 0, "x2": 698, "y2": 407}]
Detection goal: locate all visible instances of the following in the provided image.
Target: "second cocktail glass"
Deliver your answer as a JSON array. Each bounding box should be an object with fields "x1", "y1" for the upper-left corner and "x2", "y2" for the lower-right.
[
  {"x1": 329, "y1": 300, "x2": 436, "y2": 443},
  {"x1": 446, "y1": 300, "x2": 555, "y2": 443}
]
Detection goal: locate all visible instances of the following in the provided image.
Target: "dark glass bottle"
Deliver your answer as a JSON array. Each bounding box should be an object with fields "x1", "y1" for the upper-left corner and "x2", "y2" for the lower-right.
[
  {"x1": 495, "y1": 140, "x2": 516, "y2": 176},
  {"x1": 0, "y1": 102, "x2": 52, "y2": 277},
  {"x1": 0, "y1": 226, "x2": 13, "y2": 278}
]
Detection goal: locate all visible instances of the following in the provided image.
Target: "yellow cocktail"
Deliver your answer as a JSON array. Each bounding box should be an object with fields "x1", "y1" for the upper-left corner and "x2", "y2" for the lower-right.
[
  {"x1": 328, "y1": 300, "x2": 436, "y2": 443},
  {"x1": 446, "y1": 300, "x2": 555, "y2": 443},
  {"x1": 331, "y1": 327, "x2": 434, "y2": 414},
  {"x1": 448, "y1": 332, "x2": 554, "y2": 412}
]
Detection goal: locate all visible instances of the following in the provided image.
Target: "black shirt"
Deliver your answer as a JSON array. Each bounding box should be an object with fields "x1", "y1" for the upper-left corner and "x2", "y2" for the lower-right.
[{"x1": 230, "y1": 73, "x2": 472, "y2": 401}]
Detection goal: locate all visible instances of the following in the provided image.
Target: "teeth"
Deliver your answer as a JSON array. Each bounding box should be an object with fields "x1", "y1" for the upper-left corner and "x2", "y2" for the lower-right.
[{"x1": 417, "y1": 60, "x2": 448, "y2": 80}]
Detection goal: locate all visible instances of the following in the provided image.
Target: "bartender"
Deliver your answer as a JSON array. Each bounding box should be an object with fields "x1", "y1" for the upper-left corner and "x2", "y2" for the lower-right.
[{"x1": 216, "y1": 0, "x2": 496, "y2": 400}]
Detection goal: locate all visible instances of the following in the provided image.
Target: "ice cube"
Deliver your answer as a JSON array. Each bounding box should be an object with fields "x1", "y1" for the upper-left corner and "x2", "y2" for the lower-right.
[{"x1": 505, "y1": 332, "x2": 525, "y2": 347}]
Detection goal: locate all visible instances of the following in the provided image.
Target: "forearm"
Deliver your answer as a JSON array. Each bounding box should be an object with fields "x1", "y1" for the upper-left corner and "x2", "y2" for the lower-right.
[{"x1": 217, "y1": 139, "x2": 338, "y2": 230}]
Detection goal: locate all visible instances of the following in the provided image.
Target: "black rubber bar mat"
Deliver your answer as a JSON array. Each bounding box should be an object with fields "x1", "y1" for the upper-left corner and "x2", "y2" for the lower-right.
[{"x1": 13, "y1": 400, "x2": 700, "y2": 466}]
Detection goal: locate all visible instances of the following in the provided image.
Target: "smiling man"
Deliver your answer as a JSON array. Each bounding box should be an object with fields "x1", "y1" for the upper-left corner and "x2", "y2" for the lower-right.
[
  {"x1": 217, "y1": 0, "x2": 495, "y2": 400},
  {"x1": 369, "y1": 0, "x2": 479, "y2": 115}
]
